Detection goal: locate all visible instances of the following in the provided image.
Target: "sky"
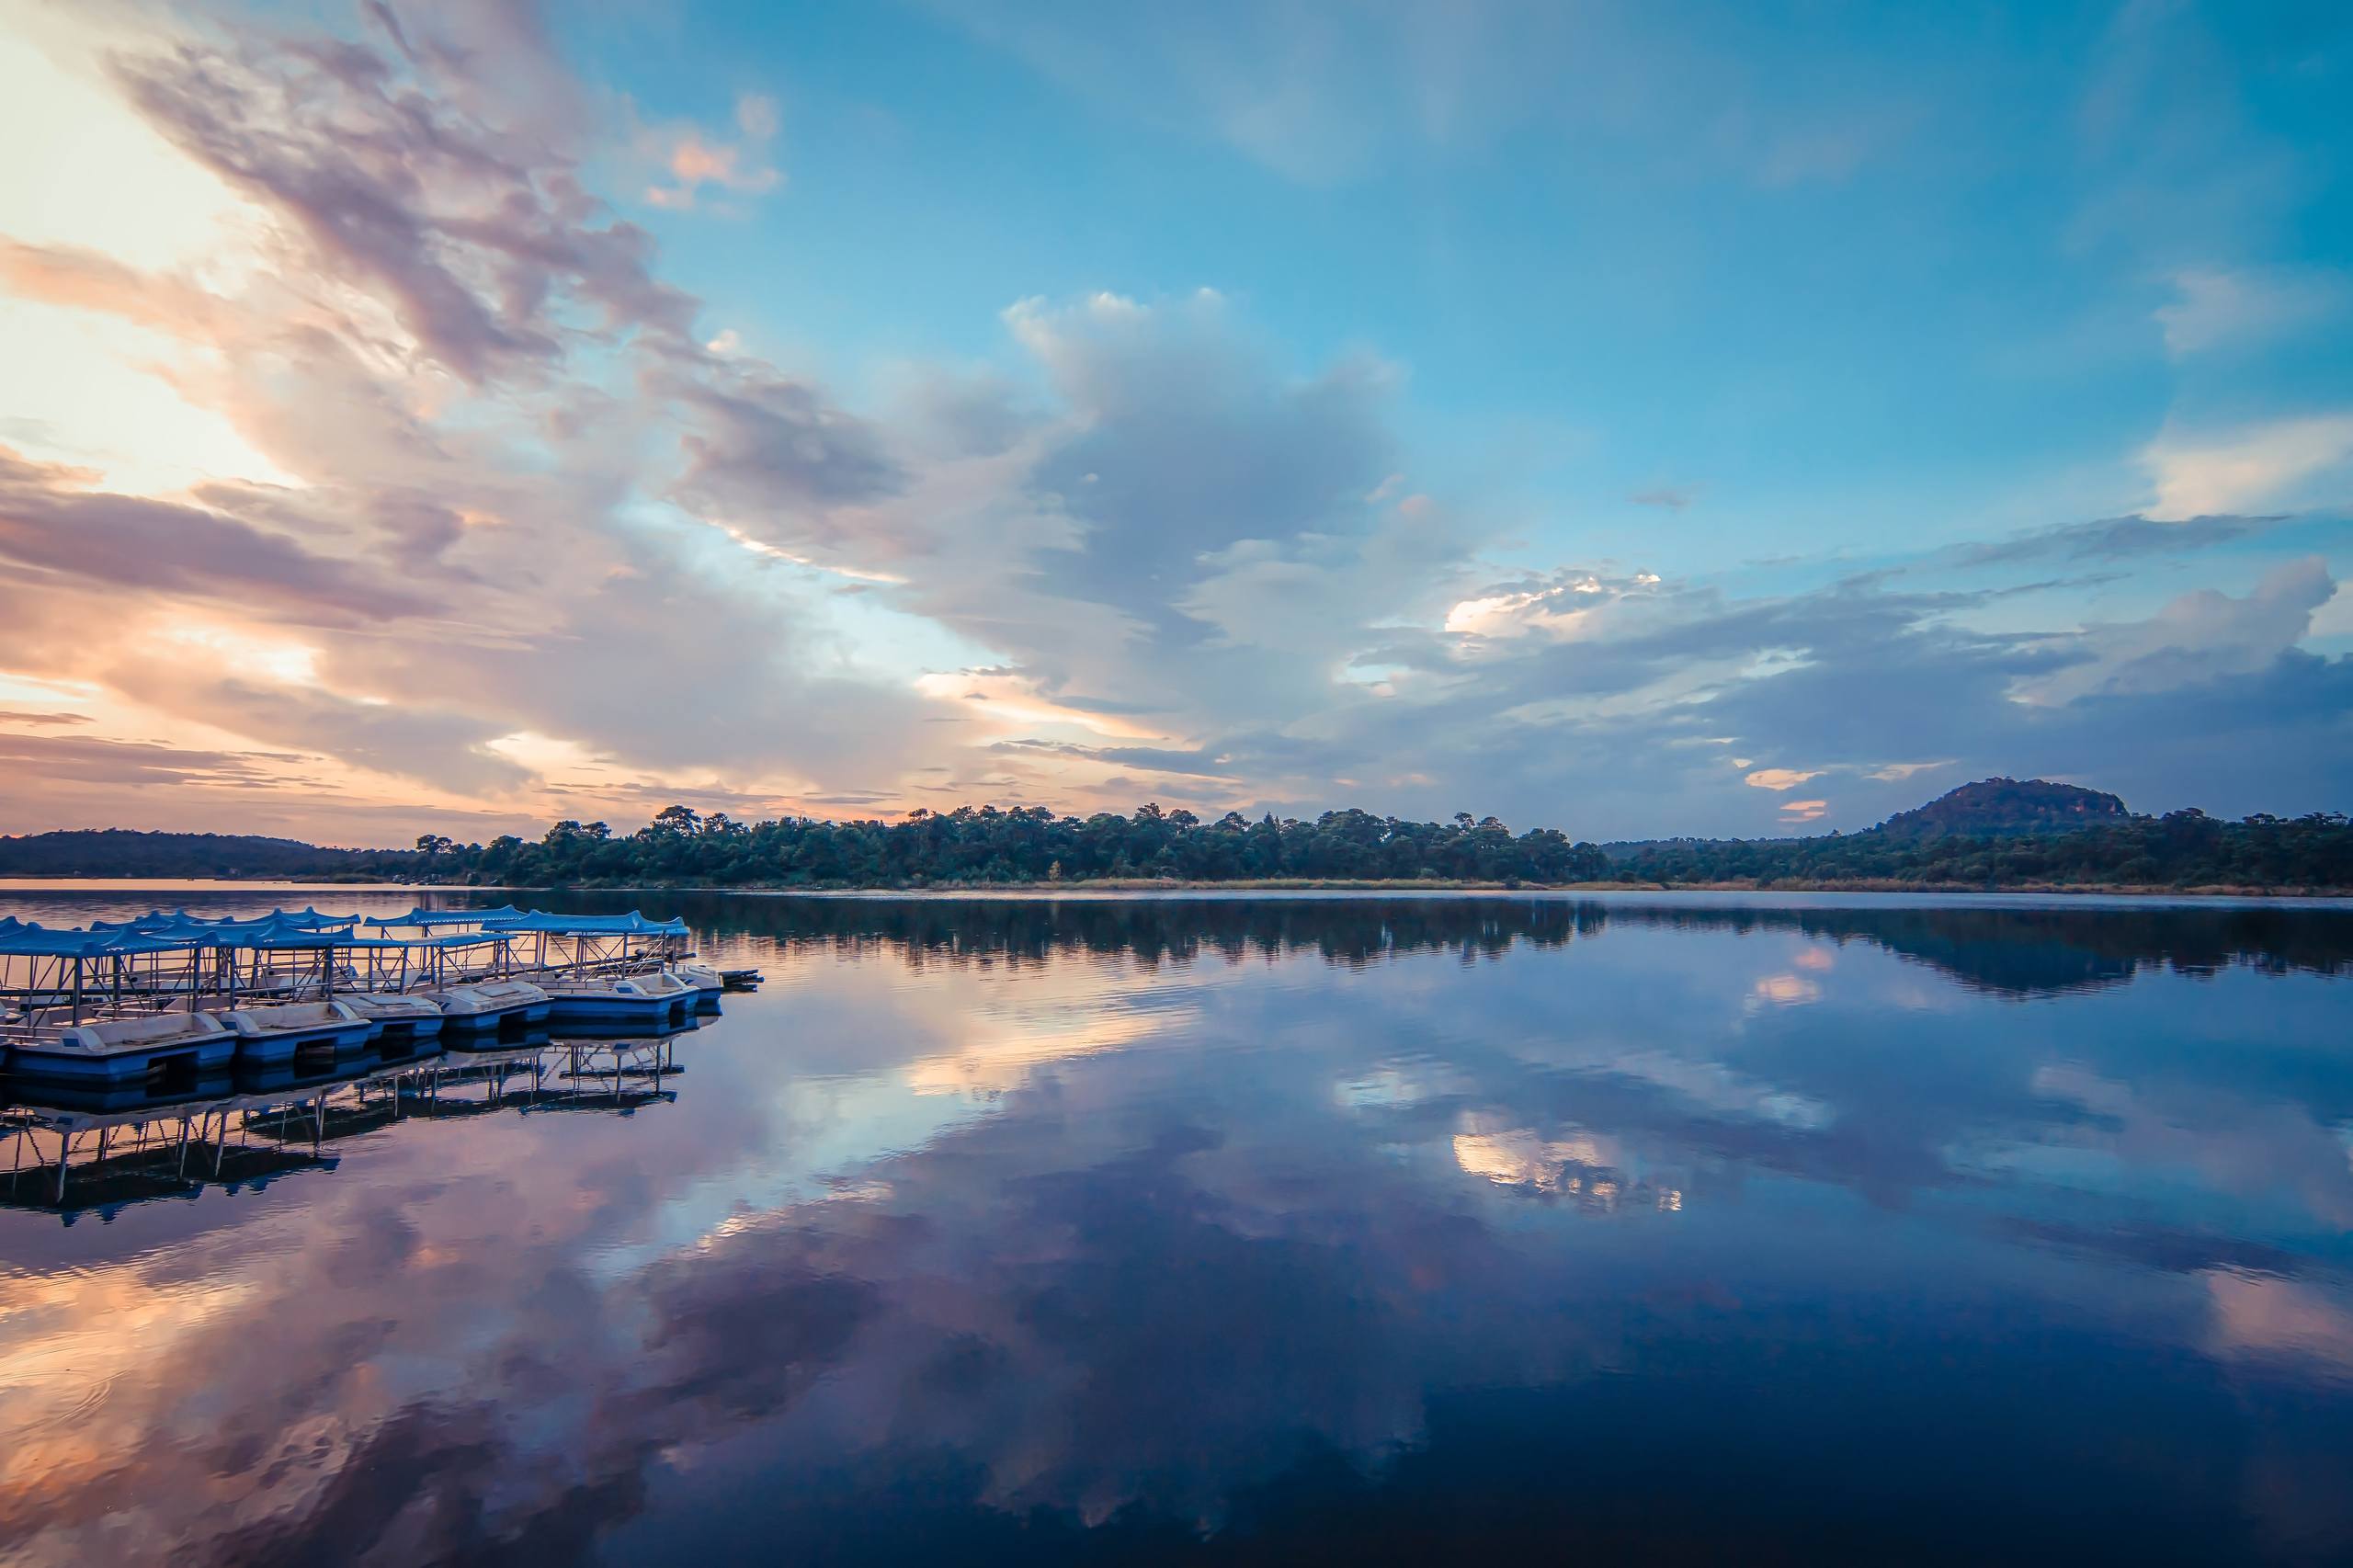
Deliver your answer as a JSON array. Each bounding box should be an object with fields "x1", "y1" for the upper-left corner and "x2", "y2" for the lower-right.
[{"x1": 0, "y1": 0, "x2": 2347, "y2": 846}]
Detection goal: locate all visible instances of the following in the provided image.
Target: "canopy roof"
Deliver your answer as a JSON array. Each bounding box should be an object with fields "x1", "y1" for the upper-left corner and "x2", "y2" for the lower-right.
[
  {"x1": 0, "y1": 922, "x2": 219, "y2": 958},
  {"x1": 482, "y1": 910, "x2": 688, "y2": 936},
  {"x1": 3, "y1": 905, "x2": 679, "y2": 957},
  {"x1": 239, "y1": 929, "x2": 516, "y2": 951},
  {"x1": 363, "y1": 905, "x2": 528, "y2": 929},
  {"x1": 94, "y1": 907, "x2": 360, "y2": 937}
]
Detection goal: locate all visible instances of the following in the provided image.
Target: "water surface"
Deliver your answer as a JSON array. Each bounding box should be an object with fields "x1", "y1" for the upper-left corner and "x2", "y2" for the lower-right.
[{"x1": 4, "y1": 891, "x2": 2351, "y2": 1564}]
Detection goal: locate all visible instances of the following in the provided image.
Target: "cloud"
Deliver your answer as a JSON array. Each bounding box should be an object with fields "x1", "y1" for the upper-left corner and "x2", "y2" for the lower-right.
[
  {"x1": 666, "y1": 363, "x2": 906, "y2": 528},
  {"x1": 2155, "y1": 267, "x2": 2343, "y2": 357},
  {"x1": 0, "y1": 10, "x2": 979, "y2": 829},
  {"x1": 1630, "y1": 485, "x2": 1697, "y2": 511},
  {"x1": 989, "y1": 738, "x2": 1238, "y2": 778},
  {"x1": 0, "y1": 236, "x2": 233, "y2": 337},
  {"x1": 932, "y1": 1, "x2": 1927, "y2": 188},
  {"x1": 1950, "y1": 512, "x2": 2272, "y2": 568},
  {"x1": 2143, "y1": 415, "x2": 2353, "y2": 519},
  {"x1": 116, "y1": 23, "x2": 699, "y2": 382},
  {"x1": 1865, "y1": 760, "x2": 1950, "y2": 783},
  {"x1": 2020, "y1": 557, "x2": 2337, "y2": 705},
  {"x1": 107, "y1": 660, "x2": 529, "y2": 793},
  {"x1": 639, "y1": 91, "x2": 785, "y2": 211},
  {"x1": 0, "y1": 445, "x2": 436, "y2": 622},
  {"x1": 1745, "y1": 768, "x2": 1822, "y2": 791},
  {"x1": 0, "y1": 731, "x2": 312, "y2": 791}
]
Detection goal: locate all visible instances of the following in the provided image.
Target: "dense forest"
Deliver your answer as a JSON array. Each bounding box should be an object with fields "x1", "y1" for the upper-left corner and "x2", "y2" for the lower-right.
[
  {"x1": 448, "y1": 805, "x2": 1606, "y2": 886},
  {"x1": 0, "y1": 807, "x2": 1605, "y2": 886},
  {"x1": 1610, "y1": 808, "x2": 2353, "y2": 891},
  {"x1": 3, "y1": 789, "x2": 2348, "y2": 890}
]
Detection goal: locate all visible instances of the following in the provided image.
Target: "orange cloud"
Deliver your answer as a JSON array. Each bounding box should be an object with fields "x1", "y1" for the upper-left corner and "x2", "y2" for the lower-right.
[{"x1": 1745, "y1": 767, "x2": 1822, "y2": 791}]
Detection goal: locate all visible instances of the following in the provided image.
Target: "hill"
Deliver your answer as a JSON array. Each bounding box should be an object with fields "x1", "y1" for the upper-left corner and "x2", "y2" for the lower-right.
[
  {"x1": 0, "y1": 829, "x2": 390, "y2": 880},
  {"x1": 1877, "y1": 778, "x2": 2132, "y2": 838}
]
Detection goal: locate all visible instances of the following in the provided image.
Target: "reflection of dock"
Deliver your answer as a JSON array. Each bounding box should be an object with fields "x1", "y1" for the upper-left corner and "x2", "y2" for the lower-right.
[
  {"x1": 2, "y1": 1085, "x2": 342, "y2": 1219},
  {"x1": 1, "y1": 1029, "x2": 688, "y2": 1218}
]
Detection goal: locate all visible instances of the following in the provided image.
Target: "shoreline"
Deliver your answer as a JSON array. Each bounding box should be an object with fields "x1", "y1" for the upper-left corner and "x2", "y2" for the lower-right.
[{"x1": 5, "y1": 877, "x2": 2347, "y2": 900}]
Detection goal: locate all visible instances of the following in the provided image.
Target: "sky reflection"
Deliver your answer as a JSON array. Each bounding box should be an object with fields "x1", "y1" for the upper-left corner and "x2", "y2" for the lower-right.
[{"x1": 2, "y1": 892, "x2": 2350, "y2": 1563}]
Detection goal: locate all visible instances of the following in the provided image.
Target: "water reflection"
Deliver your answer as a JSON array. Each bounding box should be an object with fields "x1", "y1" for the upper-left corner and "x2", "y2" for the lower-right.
[
  {"x1": 626, "y1": 891, "x2": 2353, "y2": 996},
  {"x1": 0, "y1": 892, "x2": 2348, "y2": 1564},
  {"x1": 2, "y1": 1032, "x2": 689, "y2": 1219}
]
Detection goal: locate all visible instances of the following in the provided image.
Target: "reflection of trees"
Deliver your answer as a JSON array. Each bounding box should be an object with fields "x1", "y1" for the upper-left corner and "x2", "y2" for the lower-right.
[
  {"x1": 565, "y1": 892, "x2": 2353, "y2": 997},
  {"x1": 583, "y1": 894, "x2": 1606, "y2": 970}
]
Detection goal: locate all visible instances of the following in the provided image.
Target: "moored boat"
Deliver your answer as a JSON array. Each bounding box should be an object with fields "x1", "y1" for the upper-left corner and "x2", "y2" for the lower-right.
[
  {"x1": 6, "y1": 1010, "x2": 238, "y2": 1084},
  {"x1": 539, "y1": 970, "x2": 696, "y2": 1028},
  {"x1": 425, "y1": 979, "x2": 552, "y2": 1031},
  {"x1": 214, "y1": 1000, "x2": 376, "y2": 1065},
  {"x1": 670, "y1": 961, "x2": 728, "y2": 1009},
  {"x1": 341, "y1": 992, "x2": 445, "y2": 1040}
]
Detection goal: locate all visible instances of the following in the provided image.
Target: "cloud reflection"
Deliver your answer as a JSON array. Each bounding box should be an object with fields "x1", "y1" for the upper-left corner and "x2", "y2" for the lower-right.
[{"x1": 0, "y1": 895, "x2": 2348, "y2": 1562}]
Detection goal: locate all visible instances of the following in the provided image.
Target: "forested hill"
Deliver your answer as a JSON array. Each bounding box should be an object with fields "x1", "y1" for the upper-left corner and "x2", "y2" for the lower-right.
[
  {"x1": 1878, "y1": 778, "x2": 2131, "y2": 837},
  {"x1": 2, "y1": 790, "x2": 2348, "y2": 890},
  {"x1": 1608, "y1": 809, "x2": 2349, "y2": 891},
  {"x1": 0, "y1": 830, "x2": 394, "y2": 880}
]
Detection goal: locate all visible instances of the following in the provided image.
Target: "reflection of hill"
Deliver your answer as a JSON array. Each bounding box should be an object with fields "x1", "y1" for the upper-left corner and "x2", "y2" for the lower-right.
[
  {"x1": 605, "y1": 893, "x2": 2353, "y2": 998},
  {"x1": 1608, "y1": 903, "x2": 2353, "y2": 997}
]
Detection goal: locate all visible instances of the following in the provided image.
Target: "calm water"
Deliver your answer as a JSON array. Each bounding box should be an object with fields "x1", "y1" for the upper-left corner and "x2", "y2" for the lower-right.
[{"x1": 4, "y1": 890, "x2": 2352, "y2": 1565}]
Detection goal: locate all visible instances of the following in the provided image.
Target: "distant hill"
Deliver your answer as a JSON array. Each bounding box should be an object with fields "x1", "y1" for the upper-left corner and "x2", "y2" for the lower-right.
[
  {"x1": 0, "y1": 829, "x2": 384, "y2": 880},
  {"x1": 1877, "y1": 778, "x2": 2133, "y2": 838}
]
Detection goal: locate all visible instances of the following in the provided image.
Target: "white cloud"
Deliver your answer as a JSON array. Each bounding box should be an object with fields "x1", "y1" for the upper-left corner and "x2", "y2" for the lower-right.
[
  {"x1": 2020, "y1": 557, "x2": 2336, "y2": 705},
  {"x1": 2313, "y1": 585, "x2": 2353, "y2": 641},
  {"x1": 2154, "y1": 267, "x2": 2341, "y2": 358},
  {"x1": 1745, "y1": 767, "x2": 1822, "y2": 791},
  {"x1": 2143, "y1": 414, "x2": 2353, "y2": 519}
]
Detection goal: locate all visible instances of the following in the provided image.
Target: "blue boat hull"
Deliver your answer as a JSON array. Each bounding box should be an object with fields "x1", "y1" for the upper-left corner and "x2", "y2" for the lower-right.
[
  {"x1": 546, "y1": 994, "x2": 688, "y2": 1027},
  {"x1": 6, "y1": 1035, "x2": 239, "y2": 1084},
  {"x1": 233, "y1": 1021, "x2": 379, "y2": 1065},
  {"x1": 2, "y1": 1072, "x2": 237, "y2": 1113},
  {"x1": 438, "y1": 1000, "x2": 550, "y2": 1032}
]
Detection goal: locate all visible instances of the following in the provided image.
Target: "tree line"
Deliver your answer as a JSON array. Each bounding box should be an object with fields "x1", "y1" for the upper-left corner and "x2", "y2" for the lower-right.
[
  {"x1": 416, "y1": 803, "x2": 1613, "y2": 887},
  {"x1": 5, "y1": 802, "x2": 2347, "y2": 890},
  {"x1": 1610, "y1": 808, "x2": 2353, "y2": 891}
]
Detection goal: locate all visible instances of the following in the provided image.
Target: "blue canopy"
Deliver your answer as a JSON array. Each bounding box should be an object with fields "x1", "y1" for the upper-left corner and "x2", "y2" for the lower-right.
[
  {"x1": 95, "y1": 907, "x2": 359, "y2": 938},
  {"x1": 0, "y1": 922, "x2": 218, "y2": 958},
  {"x1": 363, "y1": 904, "x2": 528, "y2": 930},
  {"x1": 483, "y1": 910, "x2": 688, "y2": 937},
  {"x1": 240, "y1": 928, "x2": 517, "y2": 952}
]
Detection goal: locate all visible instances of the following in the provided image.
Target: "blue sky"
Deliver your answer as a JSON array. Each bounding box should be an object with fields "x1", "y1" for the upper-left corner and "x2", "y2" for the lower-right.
[{"x1": 0, "y1": 0, "x2": 2347, "y2": 840}]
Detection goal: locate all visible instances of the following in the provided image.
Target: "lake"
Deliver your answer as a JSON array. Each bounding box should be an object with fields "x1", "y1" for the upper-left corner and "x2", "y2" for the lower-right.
[{"x1": 3, "y1": 889, "x2": 2351, "y2": 1564}]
